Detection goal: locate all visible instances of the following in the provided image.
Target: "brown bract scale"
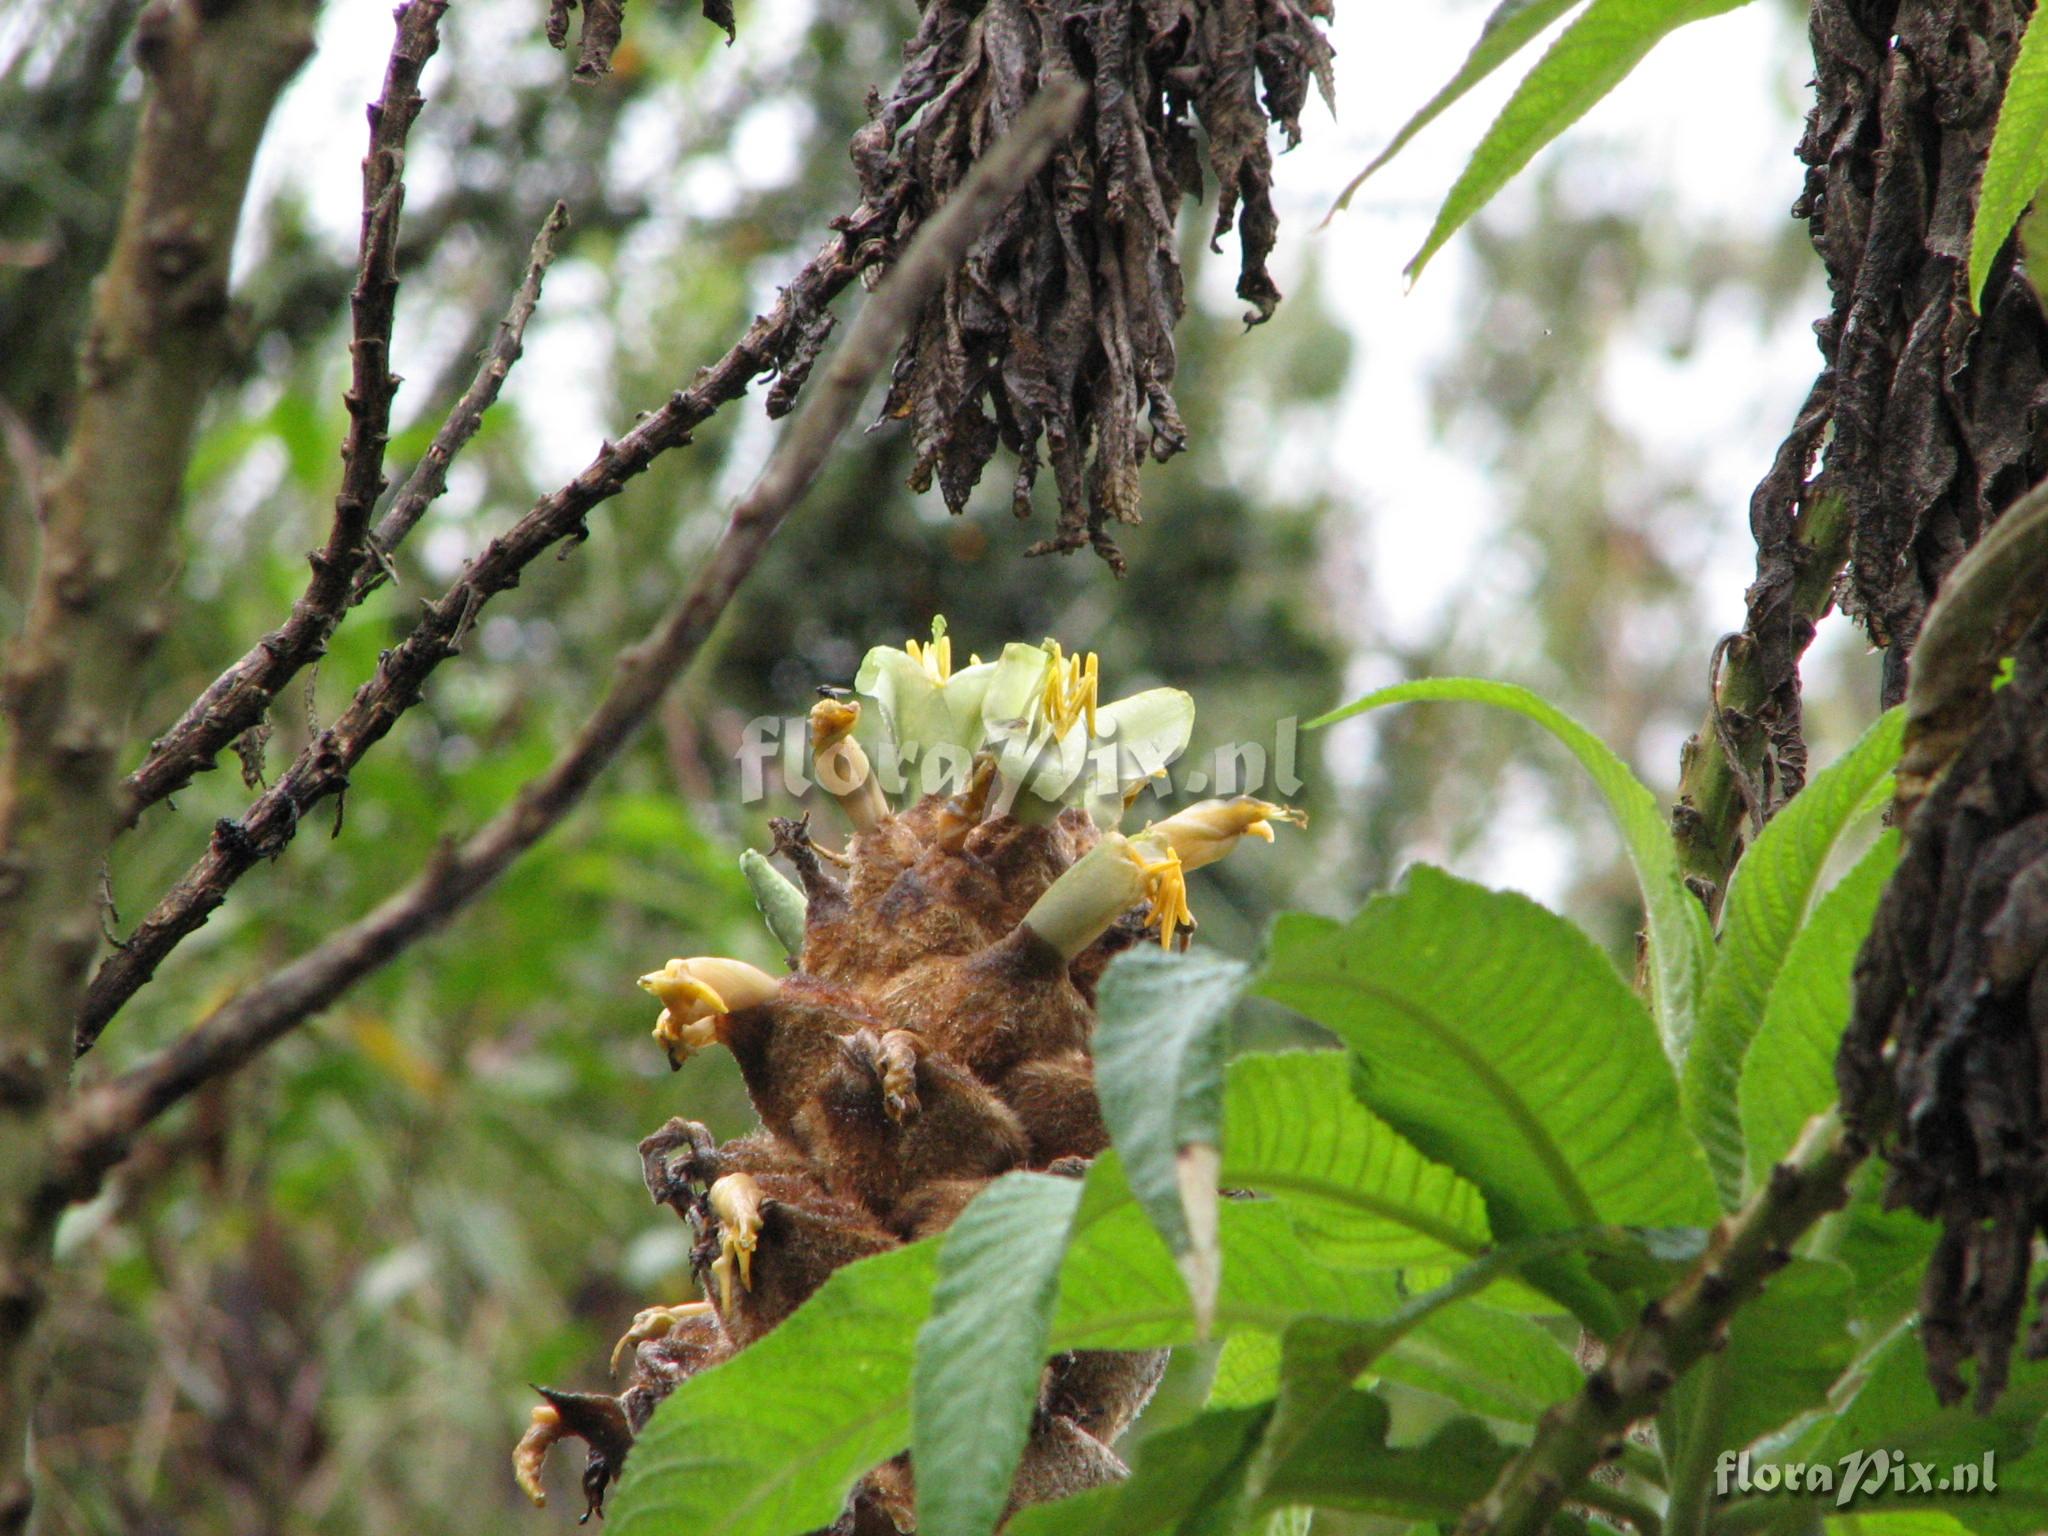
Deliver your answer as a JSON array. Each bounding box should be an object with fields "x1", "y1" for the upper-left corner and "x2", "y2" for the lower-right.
[
  {"x1": 855, "y1": 0, "x2": 1336, "y2": 570},
  {"x1": 524, "y1": 797, "x2": 1163, "y2": 1528}
]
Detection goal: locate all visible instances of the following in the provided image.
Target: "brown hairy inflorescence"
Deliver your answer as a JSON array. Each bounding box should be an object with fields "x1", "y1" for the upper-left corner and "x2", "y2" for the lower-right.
[{"x1": 515, "y1": 795, "x2": 1167, "y2": 1527}]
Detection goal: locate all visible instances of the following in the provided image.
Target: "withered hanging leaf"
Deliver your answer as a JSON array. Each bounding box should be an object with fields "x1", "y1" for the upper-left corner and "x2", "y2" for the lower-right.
[
  {"x1": 855, "y1": 0, "x2": 1335, "y2": 569},
  {"x1": 1840, "y1": 613, "x2": 2048, "y2": 1410},
  {"x1": 702, "y1": 0, "x2": 736, "y2": 44}
]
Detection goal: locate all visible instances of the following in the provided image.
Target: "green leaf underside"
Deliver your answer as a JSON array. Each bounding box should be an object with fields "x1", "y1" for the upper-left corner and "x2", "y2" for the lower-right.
[
  {"x1": 1258, "y1": 869, "x2": 1717, "y2": 1245},
  {"x1": 1311, "y1": 678, "x2": 1710, "y2": 1064},
  {"x1": 1972, "y1": 9, "x2": 2048, "y2": 309},
  {"x1": 1406, "y1": 0, "x2": 1753, "y2": 279},
  {"x1": 1220, "y1": 1051, "x2": 1491, "y2": 1268},
  {"x1": 1687, "y1": 707, "x2": 1903, "y2": 1204},
  {"x1": 1094, "y1": 950, "x2": 1248, "y2": 1297},
  {"x1": 1329, "y1": 0, "x2": 1585, "y2": 214},
  {"x1": 913, "y1": 1174, "x2": 1083, "y2": 1536},
  {"x1": 1666, "y1": 1258, "x2": 1855, "y2": 1470},
  {"x1": 1373, "y1": 1300, "x2": 1585, "y2": 1422},
  {"x1": 1736, "y1": 832, "x2": 1899, "y2": 1191}
]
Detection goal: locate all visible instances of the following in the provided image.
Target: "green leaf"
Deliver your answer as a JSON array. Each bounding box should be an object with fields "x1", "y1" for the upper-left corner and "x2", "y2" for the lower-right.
[
  {"x1": 1051, "y1": 1158, "x2": 1398, "y2": 1353},
  {"x1": 1020, "y1": 1237, "x2": 1602, "y2": 1536},
  {"x1": 1664, "y1": 1259, "x2": 1855, "y2": 1485},
  {"x1": 1405, "y1": 0, "x2": 1753, "y2": 280},
  {"x1": 1972, "y1": 10, "x2": 2048, "y2": 310},
  {"x1": 1247, "y1": 1231, "x2": 1602, "y2": 1497},
  {"x1": 1001, "y1": 1405, "x2": 1275, "y2": 1536},
  {"x1": 914, "y1": 1174, "x2": 1084, "y2": 1536},
  {"x1": 1688, "y1": 707, "x2": 1903, "y2": 1203},
  {"x1": 1095, "y1": 949, "x2": 1249, "y2": 1331},
  {"x1": 1330, "y1": 0, "x2": 1584, "y2": 214},
  {"x1": 1219, "y1": 1051, "x2": 1492, "y2": 1270},
  {"x1": 1257, "y1": 1399, "x2": 1528, "y2": 1523},
  {"x1": 620, "y1": 1155, "x2": 1400, "y2": 1536},
  {"x1": 1373, "y1": 1302, "x2": 1584, "y2": 1423},
  {"x1": 1741, "y1": 1331, "x2": 2048, "y2": 1528},
  {"x1": 1210, "y1": 1329, "x2": 1285, "y2": 1408},
  {"x1": 1258, "y1": 869, "x2": 1718, "y2": 1240},
  {"x1": 1311, "y1": 678, "x2": 1710, "y2": 1063},
  {"x1": 1737, "y1": 831, "x2": 1900, "y2": 1190},
  {"x1": 609, "y1": 1240, "x2": 941, "y2": 1536}
]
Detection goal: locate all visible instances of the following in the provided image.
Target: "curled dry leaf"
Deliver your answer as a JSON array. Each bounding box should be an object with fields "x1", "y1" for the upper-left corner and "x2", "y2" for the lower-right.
[{"x1": 853, "y1": 0, "x2": 1336, "y2": 571}]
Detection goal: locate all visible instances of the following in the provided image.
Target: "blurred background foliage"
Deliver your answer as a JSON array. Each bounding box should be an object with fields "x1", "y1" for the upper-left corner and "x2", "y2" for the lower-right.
[{"x1": 0, "y1": 0, "x2": 1875, "y2": 1528}]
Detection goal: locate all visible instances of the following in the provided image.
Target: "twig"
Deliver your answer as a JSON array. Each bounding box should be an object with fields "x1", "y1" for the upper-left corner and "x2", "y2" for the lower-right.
[
  {"x1": 76, "y1": 193, "x2": 898, "y2": 1055},
  {"x1": 0, "y1": 2, "x2": 316, "y2": 1527},
  {"x1": 52, "y1": 82, "x2": 1090, "y2": 1206},
  {"x1": 118, "y1": 1, "x2": 446, "y2": 827},
  {"x1": 1456, "y1": 1113, "x2": 1864, "y2": 1536},
  {"x1": 349, "y1": 201, "x2": 570, "y2": 605}
]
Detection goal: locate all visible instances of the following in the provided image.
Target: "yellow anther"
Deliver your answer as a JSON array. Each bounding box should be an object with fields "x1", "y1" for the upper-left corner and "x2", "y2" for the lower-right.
[
  {"x1": 1039, "y1": 640, "x2": 1100, "y2": 739},
  {"x1": 1128, "y1": 841, "x2": 1194, "y2": 949},
  {"x1": 905, "y1": 631, "x2": 953, "y2": 684}
]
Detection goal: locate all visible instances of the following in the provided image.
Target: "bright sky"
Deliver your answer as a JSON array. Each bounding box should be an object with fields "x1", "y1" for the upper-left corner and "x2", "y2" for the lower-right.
[{"x1": 246, "y1": 0, "x2": 1844, "y2": 903}]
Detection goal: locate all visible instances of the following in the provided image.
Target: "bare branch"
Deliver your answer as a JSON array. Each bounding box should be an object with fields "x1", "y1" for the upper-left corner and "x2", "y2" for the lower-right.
[
  {"x1": 74, "y1": 185, "x2": 893, "y2": 1052},
  {"x1": 54, "y1": 81, "x2": 1090, "y2": 1204},
  {"x1": 119, "y1": 0, "x2": 448, "y2": 827},
  {"x1": 0, "y1": 0, "x2": 315, "y2": 1524},
  {"x1": 1457, "y1": 1113, "x2": 1863, "y2": 1536},
  {"x1": 350, "y1": 200, "x2": 571, "y2": 605}
]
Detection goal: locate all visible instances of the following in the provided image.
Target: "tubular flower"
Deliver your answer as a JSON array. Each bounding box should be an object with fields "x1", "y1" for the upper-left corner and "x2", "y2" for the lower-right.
[
  {"x1": 1142, "y1": 797, "x2": 1310, "y2": 871},
  {"x1": 638, "y1": 957, "x2": 782, "y2": 1068},
  {"x1": 809, "y1": 697, "x2": 889, "y2": 832}
]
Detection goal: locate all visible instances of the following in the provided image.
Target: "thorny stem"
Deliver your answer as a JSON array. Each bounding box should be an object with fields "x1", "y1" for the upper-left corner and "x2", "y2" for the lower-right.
[
  {"x1": 49, "y1": 81, "x2": 1091, "y2": 1221},
  {"x1": 119, "y1": 0, "x2": 449, "y2": 828},
  {"x1": 0, "y1": 0, "x2": 315, "y2": 1525},
  {"x1": 1457, "y1": 1113, "x2": 1865, "y2": 1536}
]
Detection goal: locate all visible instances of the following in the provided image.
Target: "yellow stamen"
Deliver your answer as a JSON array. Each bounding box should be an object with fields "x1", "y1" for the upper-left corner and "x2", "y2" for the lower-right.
[
  {"x1": 1039, "y1": 640, "x2": 1100, "y2": 739},
  {"x1": 905, "y1": 631, "x2": 953, "y2": 684},
  {"x1": 1128, "y1": 841, "x2": 1194, "y2": 949}
]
